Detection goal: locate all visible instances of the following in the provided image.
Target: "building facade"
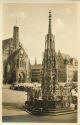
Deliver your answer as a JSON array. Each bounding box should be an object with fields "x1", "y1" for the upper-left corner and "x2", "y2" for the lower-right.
[
  {"x1": 57, "y1": 51, "x2": 78, "y2": 83},
  {"x1": 30, "y1": 51, "x2": 78, "y2": 84},
  {"x1": 57, "y1": 50, "x2": 67, "y2": 82},
  {"x1": 66, "y1": 58, "x2": 78, "y2": 82},
  {"x1": 31, "y1": 60, "x2": 42, "y2": 83},
  {"x1": 3, "y1": 26, "x2": 31, "y2": 84}
]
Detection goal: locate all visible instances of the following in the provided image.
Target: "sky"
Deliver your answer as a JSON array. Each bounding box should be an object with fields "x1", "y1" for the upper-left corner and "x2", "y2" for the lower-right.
[{"x1": 3, "y1": 3, "x2": 80, "y2": 64}]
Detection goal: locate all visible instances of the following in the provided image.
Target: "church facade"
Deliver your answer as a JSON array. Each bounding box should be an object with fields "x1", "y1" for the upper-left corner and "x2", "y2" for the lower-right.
[{"x1": 2, "y1": 26, "x2": 31, "y2": 84}]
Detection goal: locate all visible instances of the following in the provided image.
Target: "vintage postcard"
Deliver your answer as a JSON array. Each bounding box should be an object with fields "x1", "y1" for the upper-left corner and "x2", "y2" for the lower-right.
[{"x1": 0, "y1": 0, "x2": 80, "y2": 124}]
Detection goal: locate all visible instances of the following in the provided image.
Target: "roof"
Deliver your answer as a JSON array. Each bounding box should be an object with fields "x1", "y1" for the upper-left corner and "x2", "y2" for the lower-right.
[{"x1": 61, "y1": 53, "x2": 71, "y2": 60}]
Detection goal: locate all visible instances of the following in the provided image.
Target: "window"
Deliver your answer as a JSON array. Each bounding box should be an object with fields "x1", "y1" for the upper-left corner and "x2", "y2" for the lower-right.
[{"x1": 17, "y1": 59, "x2": 19, "y2": 67}]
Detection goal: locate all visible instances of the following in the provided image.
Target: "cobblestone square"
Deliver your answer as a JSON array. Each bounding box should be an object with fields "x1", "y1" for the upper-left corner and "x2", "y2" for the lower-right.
[{"x1": 2, "y1": 85, "x2": 77, "y2": 123}]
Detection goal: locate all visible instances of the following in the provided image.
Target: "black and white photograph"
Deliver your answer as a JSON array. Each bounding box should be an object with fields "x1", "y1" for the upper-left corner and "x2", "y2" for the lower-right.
[{"x1": 1, "y1": 1, "x2": 80, "y2": 123}]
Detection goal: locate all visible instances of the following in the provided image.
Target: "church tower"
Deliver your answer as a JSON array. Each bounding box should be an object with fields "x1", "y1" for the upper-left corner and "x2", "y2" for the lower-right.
[
  {"x1": 13, "y1": 26, "x2": 19, "y2": 49},
  {"x1": 41, "y1": 11, "x2": 57, "y2": 101}
]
